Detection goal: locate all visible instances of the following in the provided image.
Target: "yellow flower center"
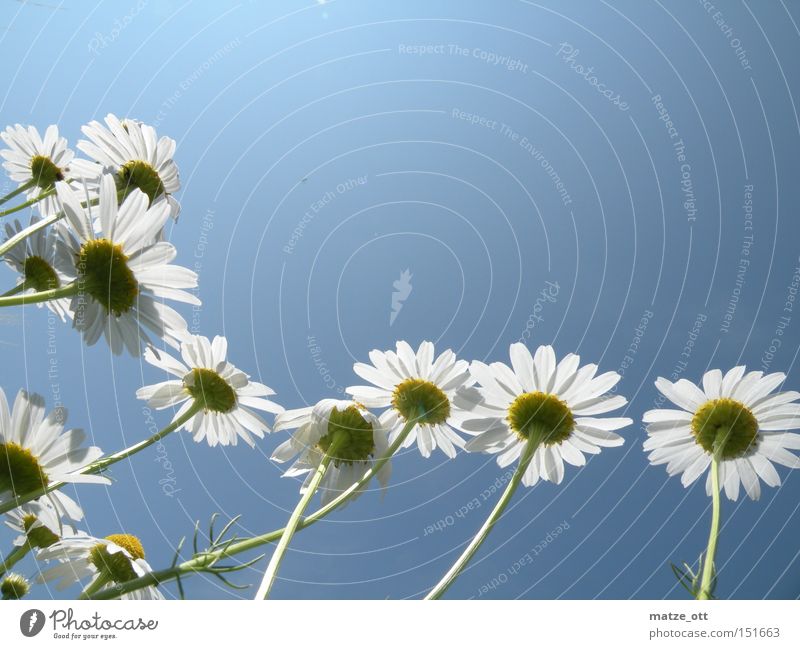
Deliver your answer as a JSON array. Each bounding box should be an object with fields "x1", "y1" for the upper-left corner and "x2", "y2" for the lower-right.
[
  {"x1": 691, "y1": 398, "x2": 759, "y2": 459},
  {"x1": 76, "y1": 239, "x2": 139, "y2": 316},
  {"x1": 392, "y1": 378, "x2": 450, "y2": 425},
  {"x1": 117, "y1": 160, "x2": 165, "y2": 204},
  {"x1": 507, "y1": 391, "x2": 575, "y2": 445},
  {"x1": 0, "y1": 442, "x2": 49, "y2": 495},
  {"x1": 89, "y1": 534, "x2": 145, "y2": 583},
  {"x1": 184, "y1": 368, "x2": 237, "y2": 413},
  {"x1": 23, "y1": 255, "x2": 60, "y2": 292},
  {"x1": 318, "y1": 405, "x2": 376, "y2": 466},
  {"x1": 29, "y1": 155, "x2": 63, "y2": 189}
]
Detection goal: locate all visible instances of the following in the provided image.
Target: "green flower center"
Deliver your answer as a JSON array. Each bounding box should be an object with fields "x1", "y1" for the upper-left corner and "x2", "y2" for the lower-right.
[
  {"x1": 117, "y1": 160, "x2": 165, "y2": 204},
  {"x1": 0, "y1": 442, "x2": 49, "y2": 495},
  {"x1": 1, "y1": 574, "x2": 30, "y2": 599},
  {"x1": 184, "y1": 368, "x2": 237, "y2": 413},
  {"x1": 23, "y1": 255, "x2": 60, "y2": 292},
  {"x1": 22, "y1": 514, "x2": 60, "y2": 549},
  {"x1": 691, "y1": 398, "x2": 759, "y2": 459},
  {"x1": 392, "y1": 378, "x2": 450, "y2": 425},
  {"x1": 29, "y1": 155, "x2": 63, "y2": 189},
  {"x1": 318, "y1": 405, "x2": 376, "y2": 466},
  {"x1": 507, "y1": 391, "x2": 575, "y2": 445},
  {"x1": 76, "y1": 239, "x2": 139, "y2": 316},
  {"x1": 89, "y1": 534, "x2": 145, "y2": 583}
]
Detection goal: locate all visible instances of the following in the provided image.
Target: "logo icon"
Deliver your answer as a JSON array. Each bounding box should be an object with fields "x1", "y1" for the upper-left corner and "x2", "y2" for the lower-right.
[
  {"x1": 20, "y1": 609, "x2": 45, "y2": 637},
  {"x1": 390, "y1": 269, "x2": 413, "y2": 326}
]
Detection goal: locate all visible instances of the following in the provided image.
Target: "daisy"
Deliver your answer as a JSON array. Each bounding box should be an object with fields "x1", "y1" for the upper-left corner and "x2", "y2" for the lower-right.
[
  {"x1": 461, "y1": 343, "x2": 632, "y2": 486},
  {"x1": 74, "y1": 113, "x2": 180, "y2": 217},
  {"x1": 37, "y1": 532, "x2": 164, "y2": 599},
  {"x1": 3, "y1": 216, "x2": 75, "y2": 321},
  {"x1": 54, "y1": 174, "x2": 198, "y2": 355},
  {"x1": 1, "y1": 124, "x2": 74, "y2": 216},
  {"x1": 271, "y1": 399, "x2": 391, "y2": 505},
  {"x1": 4, "y1": 496, "x2": 76, "y2": 549},
  {"x1": 1, "y1": 573, "x2": 30, "y2": 599},
  {"x1": 136, "y1": 334, "x2": 283, "y2": 447},
  {"x1": 345, "y1": 341, "x2": 473, "y2": 459},
  {"x1": 0, "y1": 388, "x2": 108, "y2": 519},
  {"x1": 644, "y1": 368, "x2": 800, "y2": 500}
]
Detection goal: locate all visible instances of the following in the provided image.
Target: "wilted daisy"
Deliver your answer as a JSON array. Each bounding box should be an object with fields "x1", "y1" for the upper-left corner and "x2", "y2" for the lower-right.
[
  {"x1": 1, "y1": 124, "x2": 74, "y2": 216},
  {"x1": 346, "y1": 341, "x2": 473, "y2": 459},
  {"x1": 136, "y1": 334, "x2": 283, "y2": 447},
  {"x1": 37, "y1": 532, "x2": 163, "y2": 599},
  {"x1": 271, "y1": 399, "x2": 391, "y2": 505},
  {"x1": 461, "y1": 343, "x2": 631, "y2": 486},
  {"x1": 3, "y1": 217, "x2": 74, "y2": 321},
  {"x1": 54, "y1": 174, "x2": 197, "y2": 355},
  {"x1": 0, "y1": 388, "x2": 107, "y2": 518},
  {"x1": 4, "y1": 497, "x2": 76, "y2": 549},
  {"x1": 644, "y1": 368, "x2": 800, "y2": 500},
  {"x1": 74, "y1": 113, "x2": 180, "y2": 217}
]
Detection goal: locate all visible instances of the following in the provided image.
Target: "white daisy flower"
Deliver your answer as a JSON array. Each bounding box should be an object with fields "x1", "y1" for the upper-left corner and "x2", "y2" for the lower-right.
[
  {"x1": 272, "y1": 399, "x2": 391, "y2": 505},
  {"x1": 74, "y1": 113, "x2": 180, "y2": 218},
  {"x1": 3, "y1": 216, "x2": 74, "y2": 321},
  {"x1": 0, "y1": 388, "x2": 107, "y2": 519},
  {"x1": 54, "y1": 174, "x2": 198, "y2": 355},
  {"x1": 136, "y1": 334, "x2": 283, "y2": 447},
  {"x1": 644, "y1": 368, "x2": 800, "y2": 501},
  {"x1": 37, "y1": 532, "x2": 163, "y2": 599},
  {"x1": 345, "y1": 341, "x2": 474, "y2": 459},
  {"x1": 1, "y1": 124, "x2": 74, "y2": 216},
  {"x1": 461, "y1": 343, "x2": 632, "y2": 486},
  {"x1": 4, "y1": 496, "x2": 77, "y2": 549}
]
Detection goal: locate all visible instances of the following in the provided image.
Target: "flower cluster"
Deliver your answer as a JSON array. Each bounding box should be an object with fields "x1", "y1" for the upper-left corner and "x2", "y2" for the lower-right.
[{"x1": 1, "y1": 116, "x2": 798, "y2": 602}]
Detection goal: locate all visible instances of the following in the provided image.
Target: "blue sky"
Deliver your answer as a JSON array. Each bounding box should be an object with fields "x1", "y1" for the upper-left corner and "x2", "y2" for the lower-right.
[{"x1": 1, "y1": 0, "x2": 799, "y2": 599}]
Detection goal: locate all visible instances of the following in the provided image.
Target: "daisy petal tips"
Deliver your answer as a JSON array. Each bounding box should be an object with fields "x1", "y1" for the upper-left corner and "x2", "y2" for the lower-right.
[
  {"x1": 644, "y1": 368, "x2": 800, "y2": 501},
  {"x1": 460, "y1": 343, "x2": 632, "y2": 487},
  {"x1": 137, "y1": 334, "x2": 284, "y2": 447},
  {"x1": 345, "y1": 341, "x2": 475, "y2": 459}
]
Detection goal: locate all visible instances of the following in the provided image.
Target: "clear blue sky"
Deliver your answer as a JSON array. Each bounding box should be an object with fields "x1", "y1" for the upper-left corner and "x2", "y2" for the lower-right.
[{"x1": 1, "y1": 0, "x2": 799, "y2": 599}]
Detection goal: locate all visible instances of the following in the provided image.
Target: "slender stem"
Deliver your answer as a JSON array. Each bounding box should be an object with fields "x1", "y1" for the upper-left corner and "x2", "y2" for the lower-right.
[
  {"x1": 0, "y1": 210, "x2": 61, "y2": 258},
  {"x1": 0, "y1": 282, "x2": 79, "y2": 307},
  {"x1": 0, "y1": 544, "x2": 31, "y2": 579},
  {"x1": 87, "y1": 415, "x2": 421, "y2": 600},
  {"x1": 1, "y1": 282, "x2": 27, "y2": 297},
  {"x1": 424, "y1": 426, "x2": 544, "y2": 600},
  {"x1": 0, "y1": 403, "x2": 203, "y2": 516},
  {"x1": 698, "y1": 455, "x2": 721, "y2": 600},
  {"x1": 0, "y1": 187, "x2": 54, "y2": 218},
  {"x1": 255, "y1": 434, "x2": 345, "y2": 599},
  {"x1": 0, "y1": 179, "x2": 36, "y2": 207},
  {"x1": 78, "y1": 574, "x2": 111, "y2": 600}
]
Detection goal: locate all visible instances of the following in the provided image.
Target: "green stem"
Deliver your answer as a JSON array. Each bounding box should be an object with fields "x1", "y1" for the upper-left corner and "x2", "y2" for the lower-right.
[
  {"x1": 78, "y1": 574, "x2": 111, "y2": 600},
  {"x1": 0, "y1": 281, "x2": 79, "y2": 307},
  {"x1": 424, "y1": 426, "x2": 544, "y2": 600},
  {"x1": 0, "y1": 179, "x2": 36, "y2": 208},
  {"x1": 1, "y1": 282, "x2": 27, "y2": 297},
  {"x1": 0, "y1": 544, "x2": 31, "y2": 579},
  {"x1": 255, "y1": 433, "x2": 345, "y2": 599},
  {"x1": 0, "y1": 210, "x2": 62, "y2": 258},
  {"x1": 0, "y1": 403, "x2": 203, "y2": 517},
  {"x1": 87, "y1": 415, "x2": 421, "y2": 600},
  {"x1": 0, "y1": 187, "x2": 54, "y2": 218},
  {"x1": 698, "y1": 455, "x2": 721, "y2": 600}
]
